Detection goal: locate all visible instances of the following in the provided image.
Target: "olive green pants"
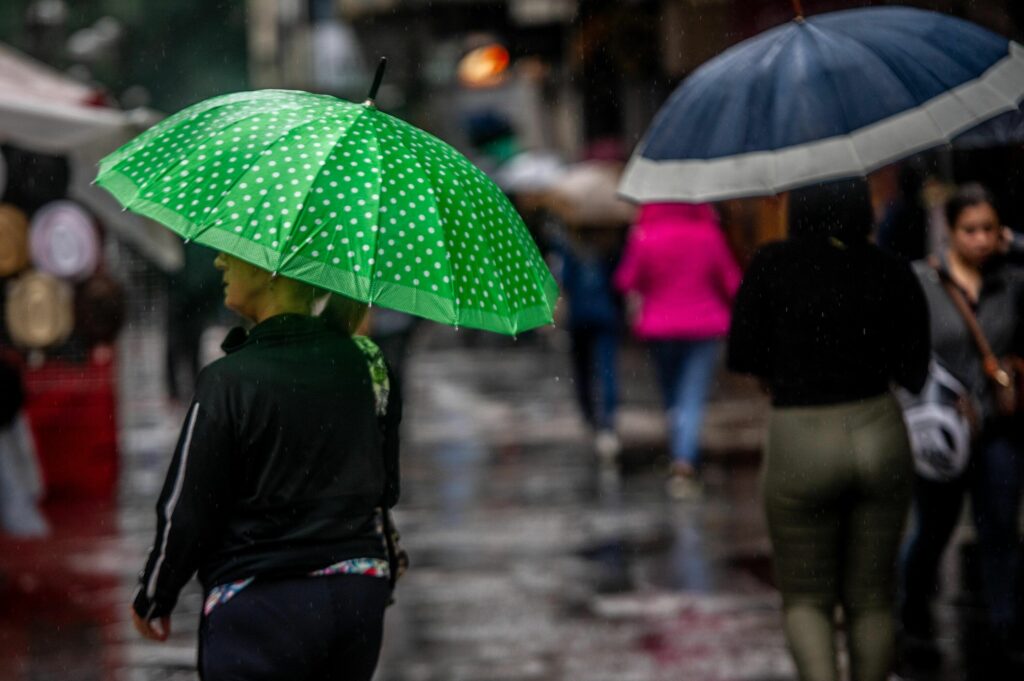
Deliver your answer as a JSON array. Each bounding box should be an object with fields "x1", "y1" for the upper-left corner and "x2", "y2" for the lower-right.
[{"x1": 763, "y1": 393, "x2": 912, "y2": 681}]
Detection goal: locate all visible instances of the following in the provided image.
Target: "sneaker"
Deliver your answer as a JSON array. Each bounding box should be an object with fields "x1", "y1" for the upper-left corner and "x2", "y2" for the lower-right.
[{"x1": 594, "y1": 430, "x2": 621, "y2": 462}]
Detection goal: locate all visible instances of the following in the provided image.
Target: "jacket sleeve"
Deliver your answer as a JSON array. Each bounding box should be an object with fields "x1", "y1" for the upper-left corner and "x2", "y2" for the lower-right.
[
  {"x1": 726, "y1": 248, "x2": 773, "y2": 378},
  {"x1": 133, "y1": 369, "x2": 235, "y2": 620},
  {"x1": 1011, "y1": 268, "x2": 1024, "y2": 357},
  {"x1": 889, "y1": 263, "x2": 931, "y2": 394}
]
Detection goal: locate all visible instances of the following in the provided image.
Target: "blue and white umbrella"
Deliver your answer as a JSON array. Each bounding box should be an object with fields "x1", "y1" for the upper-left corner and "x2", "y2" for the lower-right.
[{"x1": 619, "y1": 6, "x2": 1024, "y2": 203}]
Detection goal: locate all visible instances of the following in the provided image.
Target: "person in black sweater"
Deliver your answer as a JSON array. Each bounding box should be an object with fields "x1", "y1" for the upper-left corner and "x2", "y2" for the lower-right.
[
  {"x1": 131, "y1": 253, "x2": 402, "y2": 681},
  {"x1": 728, "y1": 178, "x2": 930, "y2": 681}
]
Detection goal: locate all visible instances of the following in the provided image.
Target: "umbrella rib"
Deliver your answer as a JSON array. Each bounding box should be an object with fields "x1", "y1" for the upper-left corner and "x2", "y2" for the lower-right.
[
  {"x1": 843, "y1": 30, "x2": 1012, "y2": 142},
  {"x1": 99, "y1": 90, "x2": 554, "y2": 333},
  {"x1": 801, "y1": 26, "x2": 877, "y2": 180},
  {"x1": 804, "y1": 27, "x2": 860, "y2": 139},
  {"x1": 463, "y1": 201, "x2": 507, "y2": 332},
  {"x1": 189, "y1": 109, "x2": 326, "y2": 245},
  {"x1": 485, "y1": 199, "x2": 519, "y2": 334},
  {"x1": 119, "y1": 99, "x2": 252, "y2": 213},
  {"x1": 124, "y1": 98, "x2": 329, "y2": 255},
  {"x1": 835, "y1": 26, "x2": 958, "y2": 136},
  {"x1": 364, "y1": 107, "x2": 386, "y2": 305},
  {"x1": 101, "y1": 92, "x2": 247, "y2": 172},
  {"x1": 271, "y1": 107, "x2": 366, "y2": 275},
  {"x1": 384, "y1": 116, "x2": 465, "y2": 327}
]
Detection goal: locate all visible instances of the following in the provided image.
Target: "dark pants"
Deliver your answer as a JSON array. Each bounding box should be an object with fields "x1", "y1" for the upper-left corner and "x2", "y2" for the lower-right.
[
  {"x1": 569, "y1": 327, "x2": 619, "y2": 430},
  {"x1": 199, "y1": 574, "x2": 391, "y2": 681},
  {"x1": 764, "y1": 394, "x2": 912, "y2": 681},
  {"x1": 901, "y1": 429, "x2": 1024, "y2": 637}
]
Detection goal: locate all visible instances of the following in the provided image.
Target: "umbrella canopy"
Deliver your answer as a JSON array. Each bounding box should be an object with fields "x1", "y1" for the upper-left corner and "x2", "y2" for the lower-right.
[
  {"x1": 493, "y1": 150, "x2": 566, "y2": 195},
  {"x1": 546, "y1": 161, "x2": 636, "y2": 228},
  {"x1": 953, "y1": 104, "x2": 1024, "y2": 149},
  {"x1": 95, "y1": 89, "x2": 558, "y2": 335},
  {"x1": 619, "y1": 7, "x2": 1024, "y2": 203}
]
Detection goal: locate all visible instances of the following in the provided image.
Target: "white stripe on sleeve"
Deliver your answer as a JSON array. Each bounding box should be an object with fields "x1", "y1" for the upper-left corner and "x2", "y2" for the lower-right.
[{"x1": 146, "y1": 402, "x2": 201, "y2": 599}]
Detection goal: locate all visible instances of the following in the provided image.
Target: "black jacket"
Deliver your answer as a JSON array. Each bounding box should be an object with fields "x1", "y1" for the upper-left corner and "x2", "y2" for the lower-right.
[
  {"x1": 133, "y1": 314, "x2": 401, "y2": 619},
  {"x1": 727, "y1": 237, "x2": 930, "y2": 406}
]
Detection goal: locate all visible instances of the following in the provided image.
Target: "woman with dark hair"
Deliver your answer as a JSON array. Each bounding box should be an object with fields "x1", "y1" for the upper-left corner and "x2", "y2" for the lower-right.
[
  {"x1": 900, "y1": 183, "x2": 1024, "y2": 665},
  {"x1": 728, "y1": 178, "x2": 930, "y2": 681},
  {"x1": 131, "y1": 252, "x2": 402, "y2": 681}
]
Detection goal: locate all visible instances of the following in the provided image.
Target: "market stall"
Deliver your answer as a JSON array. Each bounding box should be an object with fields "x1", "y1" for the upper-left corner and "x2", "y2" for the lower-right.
[{"x1": 0, "y1": 42, "x2": 179, "y2": 501}]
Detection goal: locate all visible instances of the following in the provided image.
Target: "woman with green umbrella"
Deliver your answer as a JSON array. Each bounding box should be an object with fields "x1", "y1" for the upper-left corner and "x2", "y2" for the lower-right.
[
  {"x1": 131, "y1": 257, "x2": 401, "y2": 680},
  {"x1": 104, "y1": 66, "x2": 557, "y2": 680}
]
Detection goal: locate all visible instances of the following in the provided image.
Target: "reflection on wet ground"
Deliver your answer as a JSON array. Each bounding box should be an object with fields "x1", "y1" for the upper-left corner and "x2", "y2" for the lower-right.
[{"x1": 0, "y1": 330, "x2": 1005, "y2": 679}]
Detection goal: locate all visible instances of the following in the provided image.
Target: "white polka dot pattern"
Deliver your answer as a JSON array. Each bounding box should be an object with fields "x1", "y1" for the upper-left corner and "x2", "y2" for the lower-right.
[{"x1": 95, "y1": 90, "x2": 559, "y2": 334}]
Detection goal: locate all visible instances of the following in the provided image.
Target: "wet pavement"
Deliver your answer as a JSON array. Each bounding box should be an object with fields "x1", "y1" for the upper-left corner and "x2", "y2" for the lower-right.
[{"x1": 0, "y1": 326, "x2": 1006, "y2": 680}]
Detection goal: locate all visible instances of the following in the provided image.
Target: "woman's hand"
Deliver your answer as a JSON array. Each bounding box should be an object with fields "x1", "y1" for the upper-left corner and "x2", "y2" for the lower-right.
[{"x1": 131, "y1": 608, "x2": 171, "y2": 642}]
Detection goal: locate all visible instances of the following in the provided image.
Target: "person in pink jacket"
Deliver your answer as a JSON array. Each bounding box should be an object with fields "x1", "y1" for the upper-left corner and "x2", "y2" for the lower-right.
[{"x1": 615, "y1": 203, "x2": 742, "y2": 498}]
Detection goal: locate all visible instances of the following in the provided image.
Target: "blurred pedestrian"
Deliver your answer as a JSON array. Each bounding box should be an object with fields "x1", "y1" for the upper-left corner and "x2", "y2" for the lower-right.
[
  {"x1": 728, "y1": 178, "x2": 930, "y2": 681},
  {"x1": 900, "y1": 183, "x2": 1024, "y2": 665},
  {"x1": 165, "y1": 242, "x2": 226, "y2": 403},
  {"x1": 553, "y1": 223, "x2": 625, "y2": 459},
  {"x1": 876, "y1": 159, "x2": 930, "y2": 261},
  {"x1": 131, "y1": 253, "x2": 403, "y2": 681},
  {"x1": 0, "y1": 354, "x2": 48, "y2": 538},
  {"x1": 615, "y1": 203, "x2": 741, "y2": 498}
]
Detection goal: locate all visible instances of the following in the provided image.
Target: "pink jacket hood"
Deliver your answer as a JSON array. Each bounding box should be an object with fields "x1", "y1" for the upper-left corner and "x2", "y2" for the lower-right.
[{"x1": 633, "y1": 202, "x2": 719, "y2": 230}]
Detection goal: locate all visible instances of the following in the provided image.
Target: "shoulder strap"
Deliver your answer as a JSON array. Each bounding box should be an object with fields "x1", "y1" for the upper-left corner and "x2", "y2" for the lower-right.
[{"x1": 928, "y1": 258, "x2": 1010, "y2": 388}]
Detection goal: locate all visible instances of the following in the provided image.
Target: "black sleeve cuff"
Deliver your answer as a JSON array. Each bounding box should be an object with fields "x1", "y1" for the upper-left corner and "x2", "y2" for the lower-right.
[{"x1": 132, "y1": 584, "x2": 176, "y2": 620}]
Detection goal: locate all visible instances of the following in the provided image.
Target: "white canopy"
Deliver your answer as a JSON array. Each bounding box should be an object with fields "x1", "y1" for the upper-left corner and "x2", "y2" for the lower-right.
[{"x1": 0, "y1": 42, "x2": 182, "y2": 271}]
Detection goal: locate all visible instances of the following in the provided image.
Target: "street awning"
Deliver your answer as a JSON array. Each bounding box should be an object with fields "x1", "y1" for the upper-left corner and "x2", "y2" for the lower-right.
[{"x1": 0, "y1": 42, "x2": 182, "y2": 271}]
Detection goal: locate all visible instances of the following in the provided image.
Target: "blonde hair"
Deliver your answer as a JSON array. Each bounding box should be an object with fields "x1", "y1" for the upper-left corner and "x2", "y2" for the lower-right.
[
  {"x1": 318, "y1": 292, "x2": 369, "y2": 335},
  {"x1": 266, "y1": 271, "x2": 368, "y2": 334}
]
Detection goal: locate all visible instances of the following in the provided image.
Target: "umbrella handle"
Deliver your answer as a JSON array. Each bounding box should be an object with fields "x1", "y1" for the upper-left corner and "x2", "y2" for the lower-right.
[
  {"x1": 365, "y1": 57, "x2": 388, "y2": 107},
  {"x1": 791, "y1": 0, "x2": 805, "y2": 20}
]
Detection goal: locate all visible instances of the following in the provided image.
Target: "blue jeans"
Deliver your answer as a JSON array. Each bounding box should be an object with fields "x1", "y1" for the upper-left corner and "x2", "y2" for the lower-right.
[
  {"x1": 569, "y1": 327, "x2": 619, "y2": 430},
  {"x1": 649, "y1": 339, "x2": 721, "y2": 469},
  {"x1": 901, "y1": 428, "x2": 1024, "y2": 636}
]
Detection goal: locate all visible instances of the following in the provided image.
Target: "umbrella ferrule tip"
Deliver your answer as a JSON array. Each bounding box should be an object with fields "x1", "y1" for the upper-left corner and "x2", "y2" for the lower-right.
[{"x1": 363, "y1": 99, "x2": 376, "y2": 108}]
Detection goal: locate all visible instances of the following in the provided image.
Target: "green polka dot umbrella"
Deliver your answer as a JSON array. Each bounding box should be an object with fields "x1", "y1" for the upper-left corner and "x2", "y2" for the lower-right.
[{"x1": 95, "y1": 88, "x2": 558, "y2": 335}]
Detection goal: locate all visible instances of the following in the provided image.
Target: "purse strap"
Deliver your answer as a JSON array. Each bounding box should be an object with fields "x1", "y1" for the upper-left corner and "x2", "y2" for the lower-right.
[{"x1": 928, "y1": 256, "x2": 1011, "y2": 388}]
